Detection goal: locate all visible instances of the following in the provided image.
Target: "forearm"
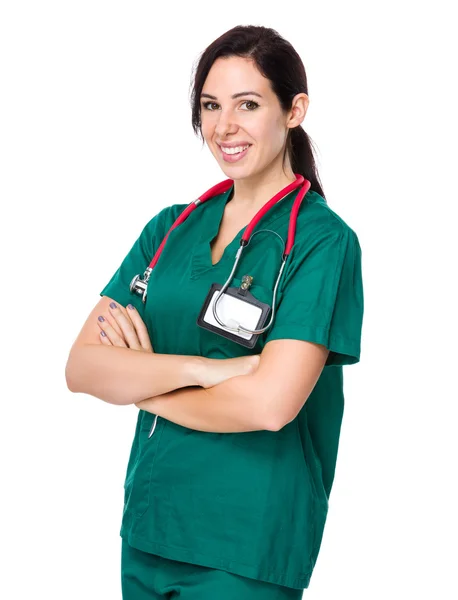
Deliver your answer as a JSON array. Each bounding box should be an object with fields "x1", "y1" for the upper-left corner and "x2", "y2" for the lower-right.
[
  {"x1": 66, "y1": 345, "x2": 202, "y2": 406},
  {"x1": 135, "y1": 371, "x2": 272, "y2": 433}
]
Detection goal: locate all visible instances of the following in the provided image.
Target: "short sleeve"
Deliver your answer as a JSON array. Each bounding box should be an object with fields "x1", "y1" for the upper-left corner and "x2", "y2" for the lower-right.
[
  {"x1": 99, "y1": 207, "x2": 167, "y2": 314},
  {"x1": 263, "y1": 225, "x2": 364, "y2": 366}
]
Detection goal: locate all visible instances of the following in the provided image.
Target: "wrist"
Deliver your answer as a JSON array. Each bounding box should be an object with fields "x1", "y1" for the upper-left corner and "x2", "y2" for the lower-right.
[{"x1": 186, "y1": 356, "x2": 206, "y2": 388}]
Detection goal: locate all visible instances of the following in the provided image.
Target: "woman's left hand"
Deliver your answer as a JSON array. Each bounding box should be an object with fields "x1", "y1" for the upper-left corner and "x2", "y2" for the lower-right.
[{"x1": 97, "y1": 301, "x2": 154, "y2": 353}]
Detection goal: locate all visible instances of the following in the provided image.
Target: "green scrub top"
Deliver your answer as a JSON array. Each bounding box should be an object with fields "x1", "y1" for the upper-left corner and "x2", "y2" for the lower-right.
[{"x1": 99, "y1": 182, "x2": 364, "y2": 590}]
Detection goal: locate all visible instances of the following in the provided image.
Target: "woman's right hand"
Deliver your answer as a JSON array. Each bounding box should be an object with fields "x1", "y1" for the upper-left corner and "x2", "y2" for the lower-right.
[{"x1": 196, "y1": 355, "x2": 261, "y2": 389}]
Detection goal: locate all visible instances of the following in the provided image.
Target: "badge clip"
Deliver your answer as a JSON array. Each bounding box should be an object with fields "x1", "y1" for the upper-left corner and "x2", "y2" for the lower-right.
[{"x1": 237, "y1": 275, "x2": 253, "y2": 297}]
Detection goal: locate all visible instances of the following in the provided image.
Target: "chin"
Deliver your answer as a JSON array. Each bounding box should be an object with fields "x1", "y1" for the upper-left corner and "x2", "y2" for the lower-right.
[{"x1": 221, "y1": 169, "x2": 252, "y2": 181}]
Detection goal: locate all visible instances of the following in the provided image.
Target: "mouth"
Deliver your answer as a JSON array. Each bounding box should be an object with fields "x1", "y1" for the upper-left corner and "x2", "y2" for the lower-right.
[{"x1": 218, "y1": 143, "x2": 252, "y2": 163}]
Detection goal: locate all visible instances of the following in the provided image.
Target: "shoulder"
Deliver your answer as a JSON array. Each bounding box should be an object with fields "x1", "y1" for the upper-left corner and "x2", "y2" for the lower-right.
[
  {"x1": 294, "y1": 190, "x2": 360, "y2": 249},
  {"x1": 142, "y1": 202, "x2": 190, "y2": 238}
]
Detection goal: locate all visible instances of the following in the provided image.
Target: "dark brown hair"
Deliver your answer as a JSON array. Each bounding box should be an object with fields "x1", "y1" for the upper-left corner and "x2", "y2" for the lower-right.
[{"x1": 190, "y1": 25, "x2": 325, "y2": 199}]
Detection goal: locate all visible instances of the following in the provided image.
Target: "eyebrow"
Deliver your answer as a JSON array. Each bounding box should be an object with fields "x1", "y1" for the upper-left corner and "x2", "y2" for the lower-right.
[{"x1": 200, "y1": 91, "x2": 263, "y2": 100}]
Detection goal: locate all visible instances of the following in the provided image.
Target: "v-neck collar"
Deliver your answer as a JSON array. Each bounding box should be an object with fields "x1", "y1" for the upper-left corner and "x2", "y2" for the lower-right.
[{"x1": 191, "y1": 181, "x2": 303, "y2": 279}]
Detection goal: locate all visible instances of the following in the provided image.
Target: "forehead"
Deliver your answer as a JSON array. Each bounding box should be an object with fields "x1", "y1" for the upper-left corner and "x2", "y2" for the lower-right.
[{"x1": 203, "y1": 56, "x2": 271, "y2": 97}]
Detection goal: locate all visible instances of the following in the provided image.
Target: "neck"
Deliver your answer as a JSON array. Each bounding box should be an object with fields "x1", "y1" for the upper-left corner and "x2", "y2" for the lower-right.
[{"x1": 229, "y1": 168, "x2": 297, "y2": 210}]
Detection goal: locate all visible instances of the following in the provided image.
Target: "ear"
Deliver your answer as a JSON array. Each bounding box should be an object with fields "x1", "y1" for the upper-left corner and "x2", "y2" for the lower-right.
[{"x1": 287, "y1": 93, "x2": 309, "y2": 128}]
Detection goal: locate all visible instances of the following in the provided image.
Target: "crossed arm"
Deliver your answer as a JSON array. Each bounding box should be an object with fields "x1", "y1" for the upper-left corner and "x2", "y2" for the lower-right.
[
  {"x1": 66, "y1": 297, "x2": 329, "y2": 434},
  {"x1": 134, "y1": 370, "x2": 276, "y2": 433},
  {"x1": 134, "y1": 336, "x2": 328, "y2": 434},
  {"x1": 66, "y1": 297, "x2": 275, "y2": 432}
]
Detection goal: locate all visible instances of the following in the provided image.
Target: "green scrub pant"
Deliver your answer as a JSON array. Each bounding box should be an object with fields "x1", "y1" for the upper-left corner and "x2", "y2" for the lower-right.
[{"x1": 121, "y1": 539, "x2": 304, "y2": 599}]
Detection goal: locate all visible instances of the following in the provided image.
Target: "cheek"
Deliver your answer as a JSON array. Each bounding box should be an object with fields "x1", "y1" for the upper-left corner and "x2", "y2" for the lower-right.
[
  {"x1": 253, "y1": 117, "x2": 284, "y2": 150},
  {"x1": 201, "y1": 118, "x2": 215, "y2": 140},
  {"x1": 267, "y1": 122, "x2": 286, "y2": 150},
  {"x1": 201, "y1": 126, "x2": 211, "y2": 142},
  {"x1": 253, "y1": 133, "x2": 283, "y2": 163}
]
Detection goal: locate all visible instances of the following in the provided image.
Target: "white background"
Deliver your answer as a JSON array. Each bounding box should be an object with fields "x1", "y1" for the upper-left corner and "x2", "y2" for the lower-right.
[{"x1": 1, "y1": 1, "x2": 456, "y2": 598}]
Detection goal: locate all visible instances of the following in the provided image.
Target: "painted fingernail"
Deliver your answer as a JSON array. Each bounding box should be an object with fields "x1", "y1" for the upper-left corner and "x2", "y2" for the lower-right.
[
  {"x1": 110, "y1": 302, "x2": 117, "y2": 309},
  {"x1": 98, "y1": 316, "x2": 105, "y2": 322},
  {"x1": 127, "y1": 304, "x2": 134, "y2": 310},
  {"x1": 100, "y1": 330, "x2": 107, "y2": 337}
]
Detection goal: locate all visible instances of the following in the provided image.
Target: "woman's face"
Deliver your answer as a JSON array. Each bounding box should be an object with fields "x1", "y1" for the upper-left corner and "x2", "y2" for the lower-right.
[{"x1": 200, "y1": 56, "x2": 307, "y2": 180}]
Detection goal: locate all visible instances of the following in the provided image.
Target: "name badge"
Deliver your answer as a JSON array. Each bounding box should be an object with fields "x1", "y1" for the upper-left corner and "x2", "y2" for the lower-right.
[{"x1": 196, "y1": 275, "x2": 271, "y2": 349}]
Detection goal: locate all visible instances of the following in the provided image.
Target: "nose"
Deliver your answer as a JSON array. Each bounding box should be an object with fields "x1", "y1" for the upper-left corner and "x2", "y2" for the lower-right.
[{"x1": 214, "y1": 108, "x2": 238, "y2": 138}]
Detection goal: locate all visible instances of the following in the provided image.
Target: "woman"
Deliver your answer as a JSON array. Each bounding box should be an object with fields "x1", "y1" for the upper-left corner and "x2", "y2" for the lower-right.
[{"x1": 66, "y1": 25, "x2": 364, "y2": 599}]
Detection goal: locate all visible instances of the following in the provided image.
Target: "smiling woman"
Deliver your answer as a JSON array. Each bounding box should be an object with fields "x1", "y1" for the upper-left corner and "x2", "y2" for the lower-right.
[
  {"x1": 197, "y1": 58, "x2": 309, "y2": 205},
  {"x1": 70, "y1": 24, "x2": 364, "y2": 599}
]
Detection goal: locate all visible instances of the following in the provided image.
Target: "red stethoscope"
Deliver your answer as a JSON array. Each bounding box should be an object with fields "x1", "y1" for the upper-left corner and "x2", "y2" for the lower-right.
[{"x1": 130, "y1": 173, "x2": 311, "y2": 339}]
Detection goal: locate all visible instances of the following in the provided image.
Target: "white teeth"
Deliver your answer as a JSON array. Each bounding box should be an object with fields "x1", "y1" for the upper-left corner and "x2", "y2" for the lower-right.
[{"x1": 220, "y1": 144, "x2": 250, "y2": 155}]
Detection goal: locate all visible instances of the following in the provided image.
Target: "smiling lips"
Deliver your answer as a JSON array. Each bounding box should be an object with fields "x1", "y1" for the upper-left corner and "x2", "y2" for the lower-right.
[{"x1": 218, "y1": 144, "x2": 252, "y2": 163}]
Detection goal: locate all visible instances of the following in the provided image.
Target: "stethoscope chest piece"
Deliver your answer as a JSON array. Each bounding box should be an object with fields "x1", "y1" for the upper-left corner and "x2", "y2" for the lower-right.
[
  {"x1": 196, "y1": 274, "x2": 272, "y2": 349},
  {"x1": 130, "y1": 267, "x2": 152, "y2": 304}
]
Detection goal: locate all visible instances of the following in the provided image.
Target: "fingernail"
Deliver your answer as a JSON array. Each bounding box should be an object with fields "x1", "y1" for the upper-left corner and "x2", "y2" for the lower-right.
[
  {"x1": 127, "y1": 304, "x2": 134, "y2": 310},
  {"x1": 100, "y1": 331, "x2": 107, "y2": 337},
  {"x1": 98, "y1": 316, "x2": 105, "y2": 322},
  {"x1": 110, "y1": 302, "x2": 117, "y2": 309}
]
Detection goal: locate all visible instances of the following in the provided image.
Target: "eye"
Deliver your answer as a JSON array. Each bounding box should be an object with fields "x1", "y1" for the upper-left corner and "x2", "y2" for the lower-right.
[
  {"x1": 201, "y1": 100, "x2": 260, "y2": 111},
  {"x1": 241, "y1": 100, "x2": 259, "y2": 111},
  {"x1": 202, "y1": 101, "x2": 219, "y2": 111}
]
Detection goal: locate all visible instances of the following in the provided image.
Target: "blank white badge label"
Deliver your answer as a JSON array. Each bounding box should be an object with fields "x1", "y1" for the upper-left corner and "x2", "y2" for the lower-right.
[{"x1": 204, "y1": 290, "x2": 262, "y2": 341}]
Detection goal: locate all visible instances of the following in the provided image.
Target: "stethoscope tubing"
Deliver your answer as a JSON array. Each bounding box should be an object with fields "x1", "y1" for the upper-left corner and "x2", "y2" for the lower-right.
[
  {"x1": 130, "y1": 174, "x2": 311, "y2": 337},
  {"x1": 211, "y1": 174, "x2": 310, "y2": 335}
]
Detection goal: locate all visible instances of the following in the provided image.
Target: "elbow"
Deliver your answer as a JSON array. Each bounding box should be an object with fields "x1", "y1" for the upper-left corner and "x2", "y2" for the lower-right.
[
  {"x1": 263, "y1": 413, "x2": 289, "y2": 432},
  {"x1": 245, "y1": 375, "x2": 290, "y2": 432},
  {"x1": 269, "y1": 403, "x2": 307, "y2": 431},
  {"x1": 65, "y1": 354, "x2": 79, "y2": 393},
  {"x1": 65, "y1": 346, "x2": 88, "y2": 393},
  {"x1": 64, "y1": 346, "x2": 126, "y2": 405},
  {"x1": 260, "y1": 389, "x2": 307, "y2": 432},
  {"x1": 262, "y1": 404, "x2": 299, "y2": 432},
  {"x1": 257, "y1": 405, "x2": 289, "y2": 432},
  {"x1": 237, "y1": 371, "x2": 293, "y2": 432}
]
